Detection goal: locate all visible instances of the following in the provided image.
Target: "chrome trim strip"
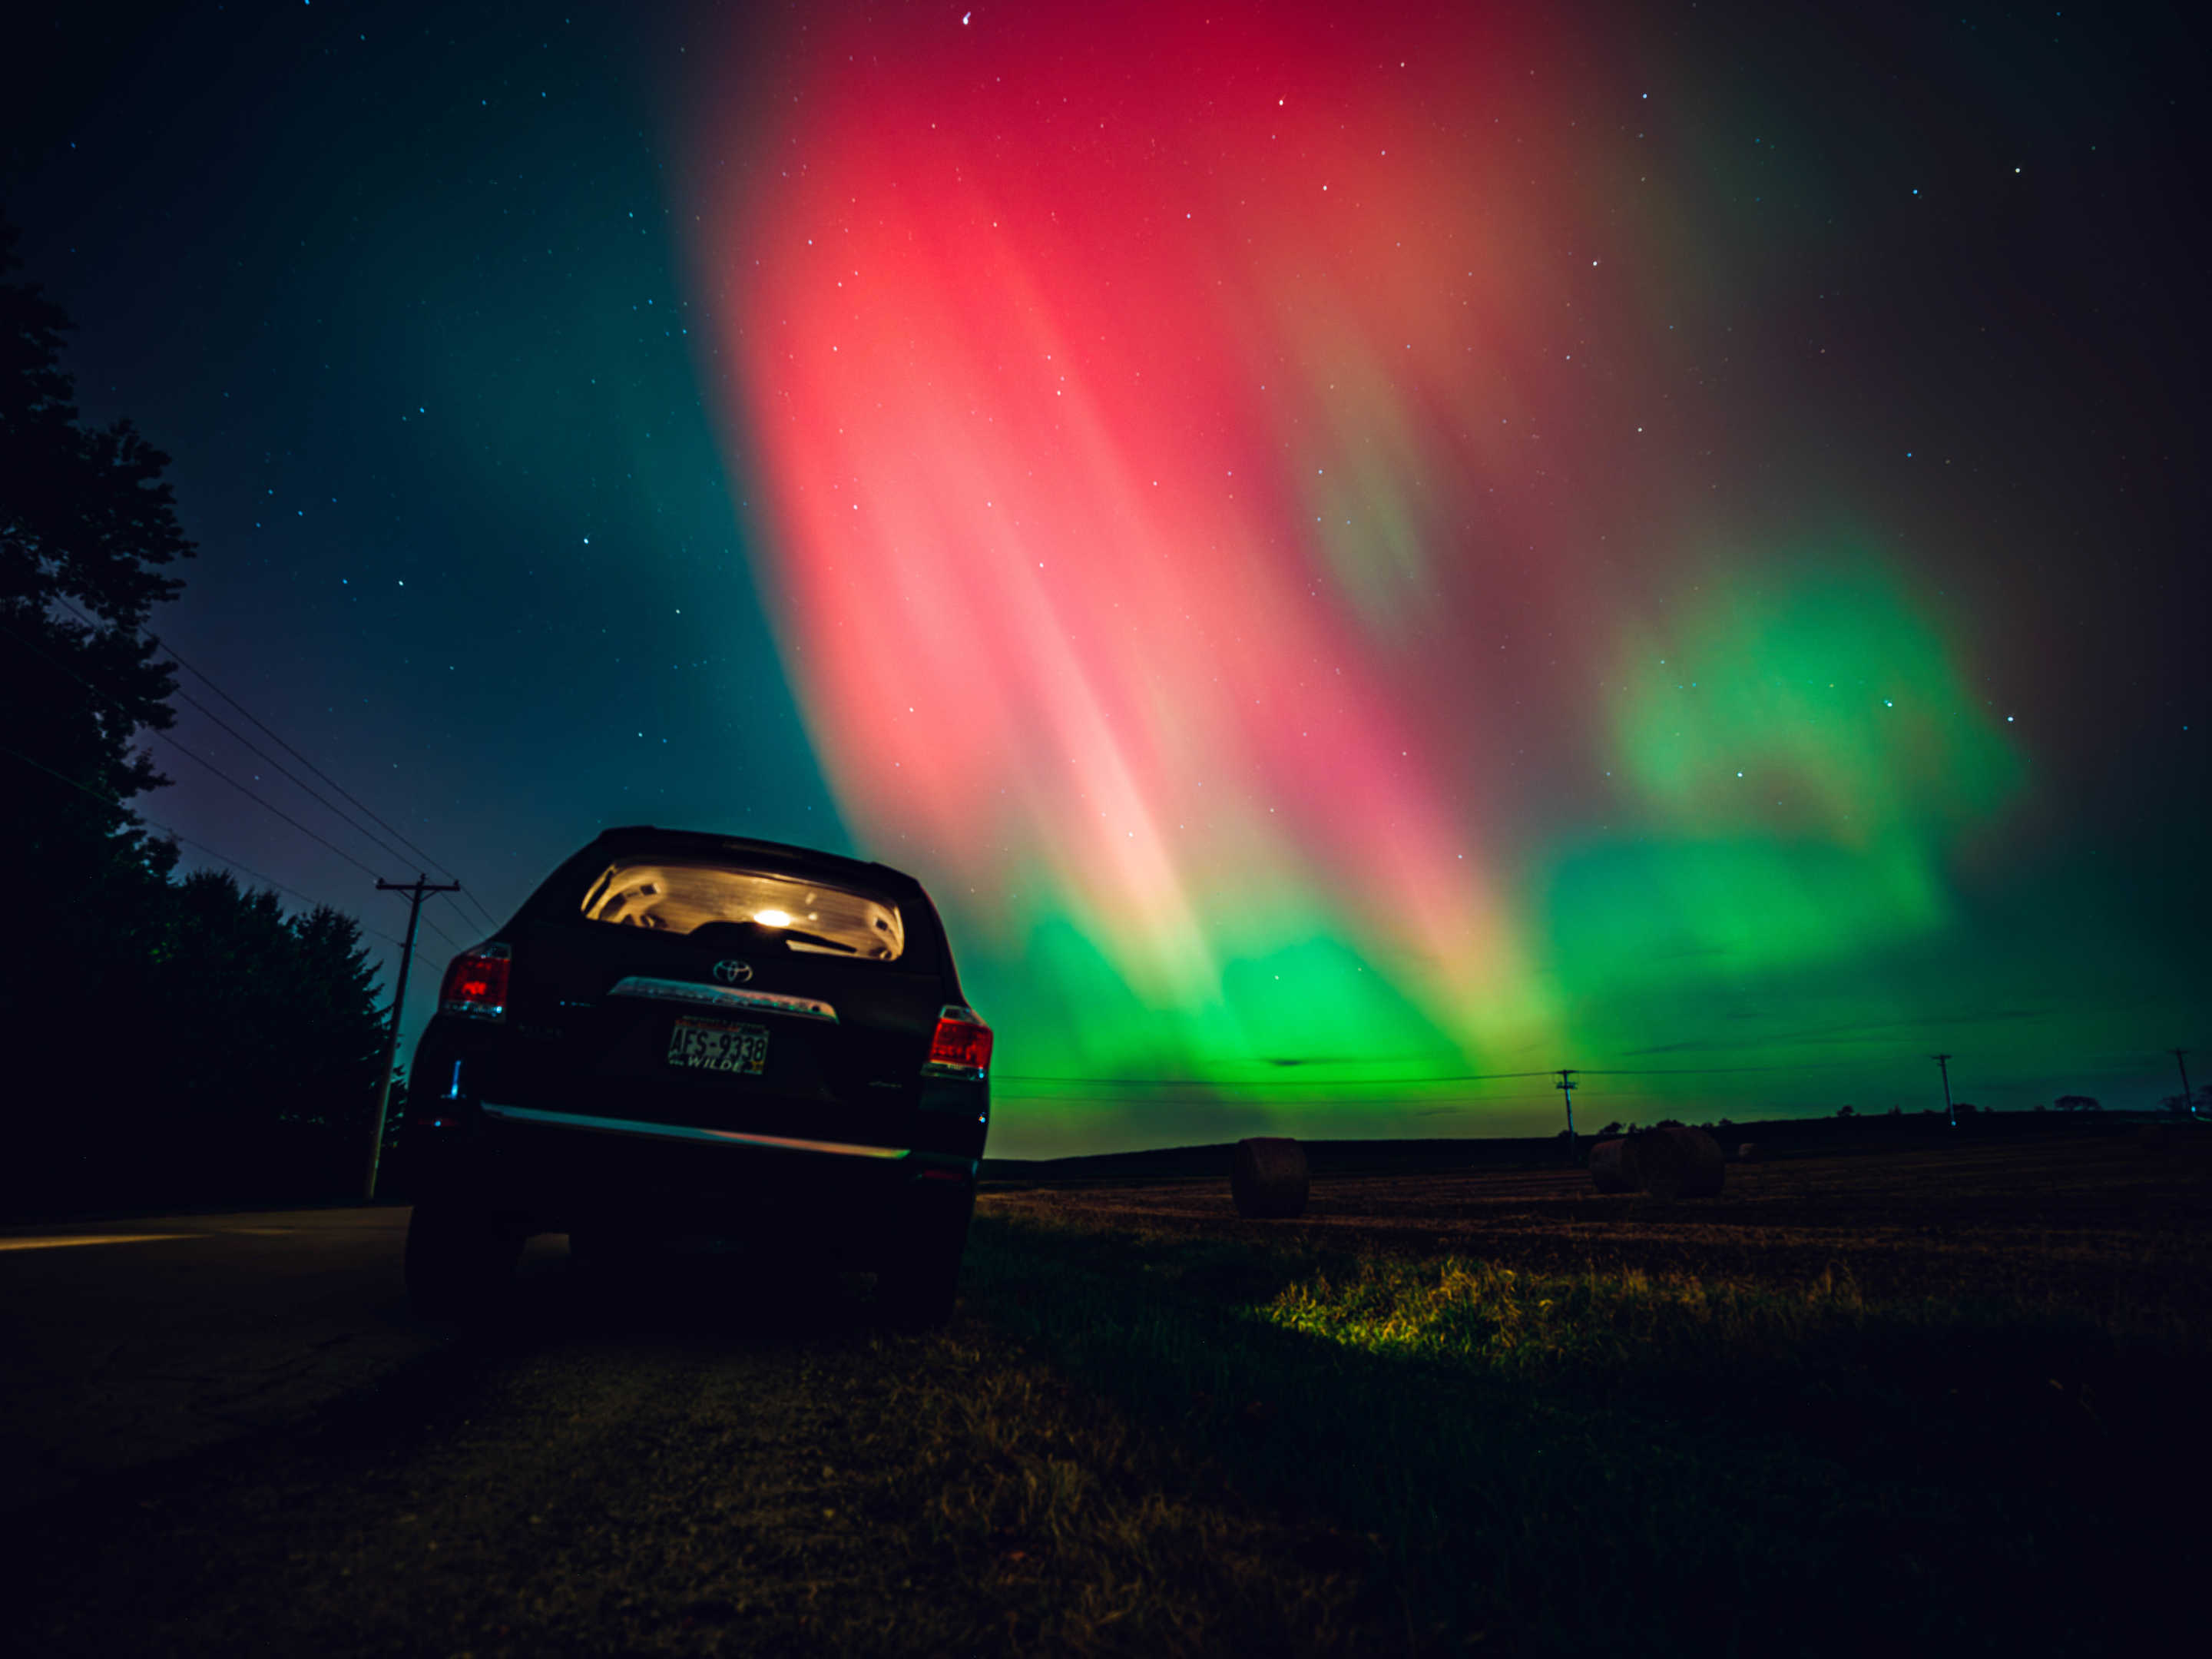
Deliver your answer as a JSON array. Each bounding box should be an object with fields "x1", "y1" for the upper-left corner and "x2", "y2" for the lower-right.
[
  {"x1": 607, "y1": 975, "x2": 837, "y2": 1023},
  {"x1": 921, "y1": 1061, "x2": 987, "y2": 1081},
  {"x1": 481, "y1": 1101, "x2": 907, "y2": 1161}
]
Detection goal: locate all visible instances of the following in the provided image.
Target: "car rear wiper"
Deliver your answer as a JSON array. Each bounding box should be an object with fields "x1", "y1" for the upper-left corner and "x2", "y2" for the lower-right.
[
  {"x1": 774, "y1": 926, "x2": 857, "y2": 953},
  {"x1": 684, "y1": 917, "x2": 862, "y2": 955}
]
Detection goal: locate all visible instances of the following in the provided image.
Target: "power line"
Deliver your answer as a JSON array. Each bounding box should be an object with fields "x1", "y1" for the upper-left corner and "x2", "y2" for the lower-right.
[
  {"x1": 8, "y1": 615, "x2": 2194, "y2": 1104},
  {"x1": 22, "y1": 602, "x2": 502, "y2": 932},
  {"x1": 434, "y1": 887, "x2": 495, "y2": 944},
  {"x1": 2, "y1": 611, "x2": 383, "y2": 877},
  {"x1": 995, "y1": 1079, "x2": 1566, "y2": 1092},
  {"x1": 146, "y1": 728, "x2": 389, "y2": 876},
  {"x1": 167, "y1": 681, "x2": 427, "y2": 870},
  {"x1": 146, "y1": 625, "x2": 504, "y2": 932},
  {"x1": 1577, "y1": 1059, "x2": 1885, "y2": 1076},
  {"x1": 994, "y1": 1056, "x2": 1982, "y2": 1100},
  {"x1": 48, "y1": 617, "x2": 399, "y2": 865},
  {"x1": 0, "y1": 742, "x2": 408, "y2": 948},
  {"x1": 988, "y1": 1089, "x2": 1573, "y2": 1108},
  {"x1": 6, "y1": 608, "x2": 457, "y2": 955},
  {"x1": 998, "y1": 1059, "x2": 1889, "y2": 1086},
  {"x1": 41, "y1": 598, "x2": 502, "y2": 933},
  {"x1": 416, "y1": 909, "x2": 466, "y2": 955}
]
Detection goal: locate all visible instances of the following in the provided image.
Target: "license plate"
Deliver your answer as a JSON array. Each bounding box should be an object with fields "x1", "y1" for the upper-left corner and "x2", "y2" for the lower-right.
[{"x1": 667, "y1": 1018, "x2": 770, "y2": 1076}]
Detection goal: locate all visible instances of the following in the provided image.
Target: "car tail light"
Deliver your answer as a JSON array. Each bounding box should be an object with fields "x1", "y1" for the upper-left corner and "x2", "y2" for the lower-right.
[
  {"x1": 439, "y1": 942, "x2": 511, "y2": 1021},
  {"x1": 923, "y1": 1004, "x2": 992, "y2": 1078}
]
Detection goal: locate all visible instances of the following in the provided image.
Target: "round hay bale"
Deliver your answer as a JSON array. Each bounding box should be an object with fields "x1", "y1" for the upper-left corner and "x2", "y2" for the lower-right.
[
  {"x1": 1736, "y1": 1142, "x2": 1762, "y2": 1164},
  {"x1": 1230, "y1": 1137, "x2": 1310, "y2": 1219},
  {"x1": 1588, "y1": 1137, "x2": 1637, "y2": 1194},
  {"x1": 1635, "y1": 1125, "x2": 1725, "y2": 1200}
]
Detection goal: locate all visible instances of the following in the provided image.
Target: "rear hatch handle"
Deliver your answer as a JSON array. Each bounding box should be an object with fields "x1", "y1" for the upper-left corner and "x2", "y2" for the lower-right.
[{"x1": 607, "y1": 975, "x2": 838, "y2": 1023}]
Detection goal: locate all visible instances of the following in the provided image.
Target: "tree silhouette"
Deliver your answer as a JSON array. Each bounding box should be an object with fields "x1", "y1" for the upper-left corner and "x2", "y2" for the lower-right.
[
  {"x1": 134, "y1": 873, "x2": 389, "y2": 1199},
  {"x1": 1, "y1": 214, "x2": 196, "y2": 1203},
  {"x1": 0, "y1": 214, "x2": 386, "y2": 1212},
  {"x1": 0, "y1": 217, "x2": 190, "y2": 814}
]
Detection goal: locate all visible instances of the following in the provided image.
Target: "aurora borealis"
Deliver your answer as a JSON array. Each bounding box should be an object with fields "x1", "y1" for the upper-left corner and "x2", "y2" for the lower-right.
[
  {"x1": 679, "y1": 0, "x2": 2199, "y2": 1143},
  {"x1": 11, "y1": 1, "x2": 2205, "y2": 1154}
]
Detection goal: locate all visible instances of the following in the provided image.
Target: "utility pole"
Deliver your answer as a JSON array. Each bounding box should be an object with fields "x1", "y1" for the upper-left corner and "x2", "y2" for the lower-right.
[
  {"x1": 2175, "y1": 1049, "x2": 2195, "y2": 1118},
  {"x1": 366, "y1": 874, "x2": 461, "y2": 1201},
  {"x1": 1932, "y1": 1054, "x2": 1955, "y2": 1128},
  {"x1": 1555, "y1": 1068, "x2": 1579, "y2": 1157}
]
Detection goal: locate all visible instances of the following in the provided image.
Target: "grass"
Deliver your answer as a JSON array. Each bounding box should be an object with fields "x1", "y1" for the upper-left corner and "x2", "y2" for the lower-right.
[
  {"x1": 12, "y1": 1135, "x2": 2204, "y2": 1655},
  {"x1": 856, "y1": 1322, "x2": 1382, "y2": 1654},
  {"x1": 15, "y1": 1260, "x2": 1386, "y2": 1658},
  {"x1": 958, "y1": 1140, "x2": 2210, "y2": 1654}
]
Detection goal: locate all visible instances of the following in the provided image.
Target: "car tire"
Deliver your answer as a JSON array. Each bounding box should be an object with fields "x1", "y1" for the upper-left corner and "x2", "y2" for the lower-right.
[
  {"x1": 566, "y1": 1224, "x2": 628, "y2": 1272},
  {"x1": 878, "y1": 1226, "x2": 966, "y2": 1330},
  {"x1": 566, "y1": 1224, "x2": 667, "y2": 1292},
  {"x1": 405, "y1": 1203, "x2": 519, "y2": 1318}
]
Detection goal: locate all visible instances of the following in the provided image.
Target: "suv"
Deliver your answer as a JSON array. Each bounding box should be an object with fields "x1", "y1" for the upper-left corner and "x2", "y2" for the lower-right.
[{"x1": 400, "y1": 826, "x2": 992, "y2": 1323}]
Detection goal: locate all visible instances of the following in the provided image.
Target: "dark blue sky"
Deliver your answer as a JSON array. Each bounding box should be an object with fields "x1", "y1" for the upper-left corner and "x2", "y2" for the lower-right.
[
  {"x1": 12, "y1": 3, "x2": 848, "y2": 1005},
  {"x1": 8, "y1": 2, "x2": 2205, "y2": 1149}
]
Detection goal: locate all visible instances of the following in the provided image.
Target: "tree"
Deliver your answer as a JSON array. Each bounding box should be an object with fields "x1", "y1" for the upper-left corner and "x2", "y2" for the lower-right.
[
  {"x1": 1, "y1": 215, "x2": 197, "y2": 1207},
  {"x1": 1836, "y1": 1104, "x2": 1857, "y2": 1119},
  {"x1": 0, "y1": 217, "x2": 403, "y2": 1214},
  {"x1": 2055, "y1": 1095, "x2": 2098, "y2": 1114},
  {"x1": 109, "y1": 874, "x2": 392, "y2": 1204},
  {"x1": 281, "y1": 903, "x2": 390, "y2": 1137},
  {"x1": 0, "y1": 215, "x2": 190, "y2": 822},
  {"x1": 0, "y1": 230, "x2": 191, "y2": 947}
]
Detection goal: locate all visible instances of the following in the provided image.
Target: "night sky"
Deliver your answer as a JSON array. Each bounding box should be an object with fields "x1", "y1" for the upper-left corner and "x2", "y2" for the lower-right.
[{"x1": 10, "y1": 1, "x2": 2204, "y2": 1156}]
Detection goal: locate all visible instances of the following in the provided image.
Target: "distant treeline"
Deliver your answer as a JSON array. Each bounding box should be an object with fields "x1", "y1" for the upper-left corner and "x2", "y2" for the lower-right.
[
  {"x1": 981, "y1": 1108, "x2": 2206, "y2": 1184},
  {"x1": 1, "y1": 218, "x2": 392, "y2": 1216},
  {"x1": 7, "y1": 869, "x2": 392, "y2": 1214}
]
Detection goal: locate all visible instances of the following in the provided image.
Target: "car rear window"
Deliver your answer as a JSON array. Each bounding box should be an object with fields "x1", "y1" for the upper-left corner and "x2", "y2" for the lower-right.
[{"x1": 575, "y1": 859, "x2": 908, "y2": 961}]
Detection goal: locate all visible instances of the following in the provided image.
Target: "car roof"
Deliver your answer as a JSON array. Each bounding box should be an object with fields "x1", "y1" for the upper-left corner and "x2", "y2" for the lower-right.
[{"x1": 583, "y1": 825, "x2": 926, "y2": 895}]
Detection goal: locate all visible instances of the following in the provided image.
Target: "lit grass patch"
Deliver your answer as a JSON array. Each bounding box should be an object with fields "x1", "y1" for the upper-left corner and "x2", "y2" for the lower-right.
[
  {"x1": 963, "y1": 1205, "x2": 2204, "y2": 1654},
  {"x1": 1257, "y1": 1255, "x2": 1880, "y2": 1379}
]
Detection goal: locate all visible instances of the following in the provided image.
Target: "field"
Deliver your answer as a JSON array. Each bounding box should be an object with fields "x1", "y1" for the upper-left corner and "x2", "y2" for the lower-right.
[
  {"x1": 958, "y1": 1126, "x2": 2210, "y2": 1652},
  {"x1": 12, "y1": 1125, "x2": 2207, "y2": 1656}
]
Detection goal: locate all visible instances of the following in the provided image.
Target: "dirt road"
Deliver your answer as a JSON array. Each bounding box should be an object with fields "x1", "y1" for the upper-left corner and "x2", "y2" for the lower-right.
[
  {"x1": 0, "y1": 1207, "x2": 474, "y2": 1512},
  {"x1": 7, "y1": 1241, "x2": 1356, "y2": 1657},
  {"x1": 19, "y1": 1286, "x2": 919, "y2": 1653}
]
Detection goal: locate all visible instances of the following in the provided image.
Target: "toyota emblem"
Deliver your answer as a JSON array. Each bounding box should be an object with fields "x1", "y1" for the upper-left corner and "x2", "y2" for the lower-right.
[{"x1": 712, "y1": 959, "x2": 753, "y2": 985}]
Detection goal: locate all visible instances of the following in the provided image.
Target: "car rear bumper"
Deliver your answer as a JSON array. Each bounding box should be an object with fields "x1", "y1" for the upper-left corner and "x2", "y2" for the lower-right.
[
  {"x1": 406, "y1": 1098, "x2": 975, "y2": 1260},
  {"x1": 482, "y1": 1100, "x2": 915, "y2": 1162}
]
